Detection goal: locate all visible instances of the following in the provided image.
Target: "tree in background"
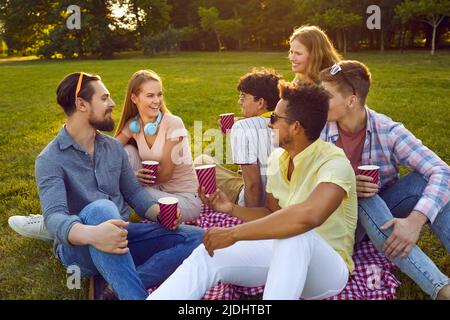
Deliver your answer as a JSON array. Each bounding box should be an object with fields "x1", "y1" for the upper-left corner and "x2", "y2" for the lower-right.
[
  {"x1": 215, "y1": 18, "x2": 243, "y2": 50},
  {"x1": 379, "y1": 0, "x2": 403, "y2": 52},
  {"x1": 198, "y1": 6, "x2": 223, "y2": 51},
  {"x1": 114, "y1": 0, "x2": 171, "y2": 47},
  {"x1": 256, "y1": 0, "x2": 297, "y2": 49},
  {"x1": 396, "y1": 0, "x2": 450, "y2": 55},
  {"x1": 0, "y1": 12, "x2": 5, "y2": 55},
  {"x1": 198, "y1": 6, "x2": 242, "y2": 51},
  {"x1": 173, "y1": 0, "x2": 297, "y2": 51},
  {"x1": 295, "y1": 0, "x2": 362, "y2": 54},
  {"x1": 0, "y1": 0, "x2": 55, "y2": 56},
  {"x1": 359, "y1": 0, "x2": 403, "y2": 53},
  {"x1": 38, "y1": 0, "x2": 117, "y2": 59},
  {"x1": 0, "y1": 0, "x2": 449, "y2": 58},
  {"x1": 166, "y1": 0, "x2": 194, "y2": 49},
  {"x1": 308, "y1": 7, "x2": 362, "y2": 54},
  {"x1": 142, "y1": 25, "x2": 196, "y2": 54}
]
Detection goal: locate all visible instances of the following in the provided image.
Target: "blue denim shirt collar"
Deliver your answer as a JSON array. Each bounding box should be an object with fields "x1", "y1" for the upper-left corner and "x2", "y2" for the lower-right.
[{"x1": 57, "y1": 125, "x2": 106, "y2": 152}]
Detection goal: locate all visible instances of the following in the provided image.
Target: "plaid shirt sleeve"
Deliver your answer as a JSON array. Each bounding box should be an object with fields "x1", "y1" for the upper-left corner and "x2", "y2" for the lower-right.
[{"x1": 388, "y1": 123, "x2": 450, "y2": 223}]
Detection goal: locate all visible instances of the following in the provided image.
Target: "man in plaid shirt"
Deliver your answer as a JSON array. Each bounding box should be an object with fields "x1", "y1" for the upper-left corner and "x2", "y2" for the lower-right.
[{"x1": 319, "y1": 60, "x2": 450, "y2": 300}]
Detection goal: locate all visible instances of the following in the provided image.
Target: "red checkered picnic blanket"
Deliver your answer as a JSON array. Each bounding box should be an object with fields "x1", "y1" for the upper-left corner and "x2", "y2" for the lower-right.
[{"x1": 146, "y1": 204, "x2": 401, "y2": 300}]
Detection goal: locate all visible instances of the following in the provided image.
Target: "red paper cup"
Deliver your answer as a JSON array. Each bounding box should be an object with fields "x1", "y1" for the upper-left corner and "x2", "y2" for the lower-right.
[
  {"x1": 142, "y1": 161, "x2": 159, "y2": 185},
  {"x1": 195, "y1": 164, "x2": 217, "y2": 195},
  {"x1": 219, "y1": 113, "x2": 234, "y2": 134},
  {"x1": 357, "y1": 165, "x2": 380, "y2": 185},
  {"x1": 158, "y1": 197, "x2": 178, "y2": 229}
]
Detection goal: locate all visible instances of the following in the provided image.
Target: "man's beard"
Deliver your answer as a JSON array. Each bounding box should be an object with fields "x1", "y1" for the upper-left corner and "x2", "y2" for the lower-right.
[
  {"x1": 279, "y1": 134, "x2": 292, "y2": 149},
  {"x1": 89, "y1": 111, "x2": 115, "y2": 132},
  {"x1": 271, "y1": 129, "x2": 290, "y2": 149}
]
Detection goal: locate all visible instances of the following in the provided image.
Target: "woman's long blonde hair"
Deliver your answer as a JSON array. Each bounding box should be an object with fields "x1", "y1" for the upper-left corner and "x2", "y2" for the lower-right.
[
  {"x1": 290, "y1": 25, "x2": 342, "y2": 84},
  {"x1": 115, "y1": 70, "x2": 171, "y2": 137}
]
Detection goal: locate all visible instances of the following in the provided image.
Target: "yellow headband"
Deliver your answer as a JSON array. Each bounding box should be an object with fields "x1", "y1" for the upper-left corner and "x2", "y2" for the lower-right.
[{"x1": 75, "y1": 73, "x2": 84, "y2": 99}]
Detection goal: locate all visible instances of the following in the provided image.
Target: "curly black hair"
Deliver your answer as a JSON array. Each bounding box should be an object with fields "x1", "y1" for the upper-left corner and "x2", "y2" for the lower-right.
[
  {"x1": 278, "y1": 81, "x2": 330, "y2": 141},
  {"x1": 237, "y1": 68, "x2": 284, "y2": 111}
]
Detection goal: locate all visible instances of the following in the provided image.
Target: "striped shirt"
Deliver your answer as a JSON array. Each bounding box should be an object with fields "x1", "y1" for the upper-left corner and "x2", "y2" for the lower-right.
[
  {"x1": 321, "y1": 106, "x2": 450, "y2": 224},
  {"x1": 230, "y1": 116, "x2": 273, "y2": 205}
]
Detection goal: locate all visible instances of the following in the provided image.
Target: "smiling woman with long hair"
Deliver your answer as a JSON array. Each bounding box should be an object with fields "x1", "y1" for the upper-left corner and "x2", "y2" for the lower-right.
[
  {"x1": 115, "y1": 70, "x2": 201, "y2": 222},
  {"x1": 289, "y1": 25, "x2": 342, "y2": 84}
]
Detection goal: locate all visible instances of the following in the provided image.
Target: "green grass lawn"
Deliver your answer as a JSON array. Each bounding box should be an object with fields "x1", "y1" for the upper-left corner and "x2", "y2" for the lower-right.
[{"x1": 0, "y1": 51, "x2": 449, "y2": 299}]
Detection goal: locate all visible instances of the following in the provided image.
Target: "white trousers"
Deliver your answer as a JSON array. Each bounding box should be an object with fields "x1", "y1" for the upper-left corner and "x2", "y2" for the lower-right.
[
  {"x1": 147, "y1": 230, "x2": 349, "y2": 300},
  {"x1": 124, "y1": 144, "x2": 201, "y2": 222}
]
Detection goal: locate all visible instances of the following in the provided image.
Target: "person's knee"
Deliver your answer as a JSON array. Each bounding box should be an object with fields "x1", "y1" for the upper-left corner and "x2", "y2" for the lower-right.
[
  {"x1": 431, "y1": 203, "x2": 450, "y2": 250},
  {"x1": 408, "y1": 171, "x2": 427, "y2": 185},
  {"x1": 191, "y1": 244, "x2": 224, "y2": 281},
  {"x1": 179, "y1": 199, "x2": 202, "y2": 222},
  {"x1": 274, "y1": 232, "x2": 313, "y2": 253},
  {"x1": 436, "y1": 202, "x2": 450, "y2": 234},
  {"x1": 192, "y1": 227, "x2": 205, "y2": 243},
  {"x1": 358, "y1": 196, "x2": 393, "y2": 233},
  {"x1": 182, "y1": 243, "x2": 211, "y2": 268},
  {"x1": 358, "y1": 195, "x2": 382, "y2": 210},
  {"x1": 401, "y1": 172, "x2": 427, "y2": 195},
  {"x1": 91, "y1": 199, "x2": 120, "y2": 214},
  {"x1": 81, "y1": 199, "x2": 121, "y2": 225},
  {"x1": 358, "y1": 196, "x2": 388, "y2": 220},
  {"x1": 178, "y1": 225, "x2": 205, "y2": 247}
]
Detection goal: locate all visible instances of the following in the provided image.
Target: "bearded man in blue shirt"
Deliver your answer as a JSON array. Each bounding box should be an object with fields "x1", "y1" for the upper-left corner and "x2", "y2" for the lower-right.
[{"x1": 33, "y1": 72, "x2": 204, "y2": 300}]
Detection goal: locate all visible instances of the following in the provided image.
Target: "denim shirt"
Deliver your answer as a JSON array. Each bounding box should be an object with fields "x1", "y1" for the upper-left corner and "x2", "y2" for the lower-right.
[{"x1": 35, "y1": 126, "x2": 156, "y2": 248}]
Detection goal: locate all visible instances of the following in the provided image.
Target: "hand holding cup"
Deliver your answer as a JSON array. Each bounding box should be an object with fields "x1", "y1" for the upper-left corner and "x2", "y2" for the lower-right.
[
  {"x1": 195, "y1": 164, "x2": 217, "y2": 195},
  {"x1": 356, "y1": 165, "x2": 380, "y2": 198},
  {"x1": 198, "y1": 187, "x2": 234, "y2": 214},
  {"x1": 137, "y1": 161, "x2": 159, "y2": 186},
  {"x1": 158, "y1": 197, "x2": 179, "y2": 229},
  {"x1": 219, "y1": 113, "x2": 234, "y2": 135}
]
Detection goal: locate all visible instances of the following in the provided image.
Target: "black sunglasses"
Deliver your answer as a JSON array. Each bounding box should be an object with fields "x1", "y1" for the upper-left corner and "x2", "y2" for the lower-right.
[
  {"x1": 270, "y1": 113, "x2": 292, "y2": 125},
  {"x1": 330, "y1": 64, "x2": 356, "y2": 95}
]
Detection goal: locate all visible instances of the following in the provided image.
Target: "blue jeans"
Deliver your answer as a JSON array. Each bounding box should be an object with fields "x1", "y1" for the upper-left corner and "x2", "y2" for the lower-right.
[
  {"x1": 357, "y1": 172, "x2": 449, "y2": 299},
  {"x1": 56, "y1": 199, "x2": 204, "y2": 300}
]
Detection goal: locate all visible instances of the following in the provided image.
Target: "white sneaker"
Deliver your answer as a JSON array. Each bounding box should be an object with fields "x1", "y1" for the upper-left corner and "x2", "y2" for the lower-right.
[{"x1": 8, "y1": 214, "x2": 53, "y2": 241}]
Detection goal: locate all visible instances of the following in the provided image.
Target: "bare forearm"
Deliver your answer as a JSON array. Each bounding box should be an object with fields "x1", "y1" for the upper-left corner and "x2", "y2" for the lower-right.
[
  {"x1": 143, "y1": 203, "x2": 160, "y2": 221},
  {"x1": 156, "y1": 164, "x2": 175, "y2": 183},
  {"x1": 230, "y1": 183, "x2": 343, "y2": 242},
  {"x1": 67, "y1": 223, "x2": 97, "y2": 246},
  {"x1": 229, "y1": 203, "x2": 272, "y2": 222},
  {"x1": 408, "y1": 210, "x2": 428, "y2": 227},
  {"x1": 243, "y1": 185, "x2": 263, "y2": 207},
  {"x1": 231, "y1": 205, "x2": 317, "y2": 240},
  {"x1": 241, "y1": 165, "x2": 263, "y2": 207}
]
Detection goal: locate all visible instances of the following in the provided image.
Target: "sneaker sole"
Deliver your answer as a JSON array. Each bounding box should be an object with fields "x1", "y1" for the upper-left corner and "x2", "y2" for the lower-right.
[{"x1": 8, "y1": 218, "x2": 53, "y2": 241}]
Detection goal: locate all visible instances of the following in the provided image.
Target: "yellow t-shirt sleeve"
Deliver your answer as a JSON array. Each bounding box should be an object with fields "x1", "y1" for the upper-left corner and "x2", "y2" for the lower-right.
[{"x1": 316, "y1": 157, "x2": 355, "y2": 197}]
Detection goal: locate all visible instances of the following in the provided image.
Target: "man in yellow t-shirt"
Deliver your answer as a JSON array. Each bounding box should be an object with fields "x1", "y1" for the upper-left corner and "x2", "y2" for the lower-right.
[{"x1": 147, "y1": 81, "x2": 357, "y2": 300}]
